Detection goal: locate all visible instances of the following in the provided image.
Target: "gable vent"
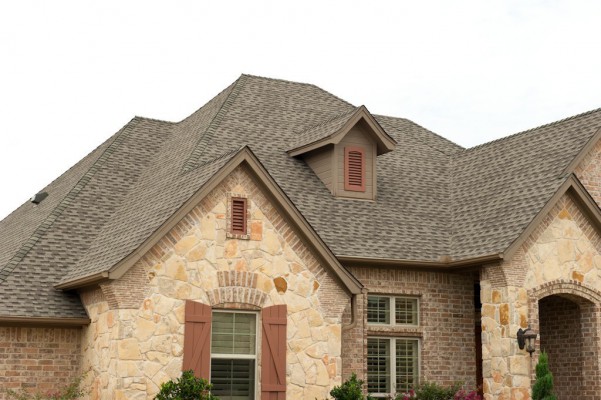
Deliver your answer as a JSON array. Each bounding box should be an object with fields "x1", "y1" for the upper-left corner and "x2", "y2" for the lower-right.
[
  {"x1": 231, "y1": 197, "x2": 247, "y2": 234},
  {"x1": 344, "y1": 147, "x2": 365, "y2": 192}
]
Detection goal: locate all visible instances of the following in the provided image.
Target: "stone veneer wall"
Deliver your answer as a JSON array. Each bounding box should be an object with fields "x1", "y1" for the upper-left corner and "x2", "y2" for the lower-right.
[
  {"x1": 480, "y1": 193, "x2": 601, "y2": 399},
  {"x1": 348, "y1": 266, "x2": 478, "y2": 388},
  {"x1": 0, "y1": 327, "x2": 81, "y2": 398},
  {"x1": 78, "y1": 165, "x2": 350, "y2": 399}
]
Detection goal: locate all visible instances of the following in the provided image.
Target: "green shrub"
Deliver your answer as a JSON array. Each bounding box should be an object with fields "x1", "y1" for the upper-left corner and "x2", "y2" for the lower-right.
[
  {"x1": 396, "y1": 382, "x2": 476, "y2": 400},
  {"x1": 532, "y1": 351, "x2": 557, "y2": 400},
  {"x1": 5, "y1": 375, "x2": 85, "y2": 400},
  {"x1": 329, "y1": 373, "x2": 374, "y2": 400},
  {"x1": 155, "y1": 370, "x2": 218, "y2": 400}
]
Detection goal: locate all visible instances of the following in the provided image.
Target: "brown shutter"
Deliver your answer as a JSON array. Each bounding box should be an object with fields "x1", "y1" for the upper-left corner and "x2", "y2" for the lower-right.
[
  {"x1": 182, "y1": 300, "x2": 212, "y2": 379},
  {"x1": 344, "y1": 146, "x2": 366, "y2": 191},
  {"x1": 261, "y1": 304, "x2": 287, "y2": 400},
  {"x1": 231, "y1": 197, "x2": 247, "y2": 234}
]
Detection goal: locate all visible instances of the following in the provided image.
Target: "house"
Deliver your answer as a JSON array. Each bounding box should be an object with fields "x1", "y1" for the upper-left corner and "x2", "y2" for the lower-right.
[{"x1": 1, "y1": 74, "x2": 601, "y2": 400}]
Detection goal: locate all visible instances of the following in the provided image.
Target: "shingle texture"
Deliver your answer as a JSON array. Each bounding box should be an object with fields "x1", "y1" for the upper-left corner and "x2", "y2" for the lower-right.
[{"x1": 1, "y1": 74, "x2": 601, "y2": 319}]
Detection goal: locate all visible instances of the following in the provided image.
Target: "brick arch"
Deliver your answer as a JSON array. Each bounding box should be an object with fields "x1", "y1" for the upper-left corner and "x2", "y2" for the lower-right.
[{"x1": 528, "y1": 279, "x2": 601, "y2": 306}]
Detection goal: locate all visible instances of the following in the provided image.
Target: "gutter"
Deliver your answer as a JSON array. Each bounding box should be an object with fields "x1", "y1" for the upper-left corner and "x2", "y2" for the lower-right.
[
  {"x1": 337, "y1": 253, "x2": 504, "y2": 270},
  {"x1": 0, "y1": 316, "x2": 91, "y2": 327},
  {"x1": 54, "y1": 272, "x2": 109, "y2": 290}
]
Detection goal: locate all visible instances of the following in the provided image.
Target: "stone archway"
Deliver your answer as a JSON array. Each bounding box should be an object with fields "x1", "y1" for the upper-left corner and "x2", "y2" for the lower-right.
[{"x1": 530, "y1": 281, "x2": 601, "y2": 399}]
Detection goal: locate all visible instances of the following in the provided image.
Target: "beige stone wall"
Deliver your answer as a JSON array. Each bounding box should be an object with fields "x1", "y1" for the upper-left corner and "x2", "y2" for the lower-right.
[
  {"x1": 480, "y1": 192, "x2": 601, "y2": 399},
  {"x1": 78, "y1": 165, "x2": 350, "y2": 399}
]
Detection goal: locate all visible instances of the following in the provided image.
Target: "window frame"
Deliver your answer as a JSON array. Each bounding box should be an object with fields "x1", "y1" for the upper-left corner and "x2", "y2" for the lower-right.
[
  {"x1": 367, "y1": 336, "x2": 421, "y2": 398},
  {"x1": 210, "y1": 309, "x2": 259, "y2": 400},
  {"x1": 367, "y1": 295, "x2": 420, "y2": 327}
]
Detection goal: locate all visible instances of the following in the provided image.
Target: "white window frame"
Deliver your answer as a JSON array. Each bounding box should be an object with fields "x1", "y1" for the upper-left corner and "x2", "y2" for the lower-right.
[
  {"x1": 367, "y1": 336, "x2": 421, "y2": 398},
  {"x1": 367, "y1": 295, "x2": 419, "y2": 327},
  {"x1": 210, "y1": 310, "x2": 259, "y2": 400}
]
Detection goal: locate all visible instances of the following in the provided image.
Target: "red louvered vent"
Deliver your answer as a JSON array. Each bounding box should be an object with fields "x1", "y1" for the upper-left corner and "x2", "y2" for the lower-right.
[
  {"x1": 344, "y1": 146, "x2": 366, "y2": 192},
  {"x1": 231, "y1": 197, "x2": 247, "y2": 234}
]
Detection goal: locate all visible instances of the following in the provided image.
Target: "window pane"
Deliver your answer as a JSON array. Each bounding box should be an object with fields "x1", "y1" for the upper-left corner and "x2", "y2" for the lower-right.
[
  {"x1": 211, "y1": 358, "x2": 255, "y2": 400},
  {"x1": 367, "y1": 338, "x2": 390, "y2": 393},
  {"x1": 212, "y1": 312, "x2": 256, "y2": 355},
  {"x1": 396, "y1": 339, "x2": 418, "y2": 392},
  {"x1": 395, "y1": 298, "x2": 418, "y2": 325},
  {"x1": 367, "y1": 296, "x2": 390, "y2": 324}
]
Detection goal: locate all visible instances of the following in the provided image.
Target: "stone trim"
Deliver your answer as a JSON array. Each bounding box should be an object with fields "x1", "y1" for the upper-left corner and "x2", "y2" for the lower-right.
[{"x1": 208, "y1": 287, "x2": 268, "y2": 308}]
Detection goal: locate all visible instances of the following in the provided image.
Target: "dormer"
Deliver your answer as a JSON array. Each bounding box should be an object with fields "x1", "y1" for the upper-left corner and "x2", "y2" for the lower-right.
[{"x1": 287, "y1": 106, "x2": 396, "y2": 200}]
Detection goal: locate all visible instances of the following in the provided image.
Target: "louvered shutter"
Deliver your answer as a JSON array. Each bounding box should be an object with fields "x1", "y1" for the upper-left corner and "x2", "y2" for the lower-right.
[
  {"x1": 231, "y1": 197, "x2": 247, "y2": 234},
  {"x1": 261, "y1": 304, "x2": 287, "y2": 400},
  {"x1": 344, "y1": 146, "x2": 366, "y2": 191},
  {"x1": 182, "y1": 300, "x2": 212, "y2": 379}
]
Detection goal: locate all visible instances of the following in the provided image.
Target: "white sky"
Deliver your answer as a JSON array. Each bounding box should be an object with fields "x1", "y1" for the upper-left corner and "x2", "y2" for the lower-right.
[{"x1": 1, "y1": 0, "x2": 601, "y2": 219}]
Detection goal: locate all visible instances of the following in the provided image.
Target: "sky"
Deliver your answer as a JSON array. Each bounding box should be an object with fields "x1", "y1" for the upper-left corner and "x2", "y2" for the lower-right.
[{"x1": 1, "y1": 0, "x2": 601, "y2": 219}]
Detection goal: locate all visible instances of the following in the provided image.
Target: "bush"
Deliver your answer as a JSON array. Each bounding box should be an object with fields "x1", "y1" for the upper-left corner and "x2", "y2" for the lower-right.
[
  {"x1": 329, "y1": 373, "x2": 374, "y2": 400},
  {"x1": 532, "y1": 351, "x2": 557, "y2": 400},
  {"x1": 155, "y1": 370, "x2": 218, "y2": 400},
  {"x1": 396, "y1": 382, "x2": 481, "y2": 400},
  {"x1": 5, "y1": 375, "x2": 85, "y2": 400}
]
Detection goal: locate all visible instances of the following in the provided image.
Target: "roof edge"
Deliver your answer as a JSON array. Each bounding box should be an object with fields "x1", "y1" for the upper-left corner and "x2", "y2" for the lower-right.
[
  {"x1": 503, "y1": 174, "x2": 601, "y2": 261},
  {"x1": 560, "y1": 126, "x2": 601, "y2": 177},
  {"x1": 59, "y1": 146, "x2": 363, "y2": 295},
  {"x1": 0, "y1": 316, "x2": 90, "y2": 327},
  {"x1": 287, "y1": 106, "x2": 396, "y2": 157}
]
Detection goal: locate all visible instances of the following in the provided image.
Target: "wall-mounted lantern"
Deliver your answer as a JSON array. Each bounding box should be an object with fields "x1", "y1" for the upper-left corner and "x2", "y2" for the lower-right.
[{"x1": 517, "y1": 327, "x2": 537, "y2": 356}]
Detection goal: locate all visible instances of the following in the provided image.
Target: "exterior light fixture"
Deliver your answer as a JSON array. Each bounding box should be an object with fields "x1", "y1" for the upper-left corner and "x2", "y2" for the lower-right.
[{"x1": 517, "y1": 327, "x2": 537, "y2": 356}]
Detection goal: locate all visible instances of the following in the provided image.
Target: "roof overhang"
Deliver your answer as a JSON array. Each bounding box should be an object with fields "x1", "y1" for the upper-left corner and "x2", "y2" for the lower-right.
[
  {"x1": 57, "y1": 146, "x2": 363, "y2": 295},
  {"x1": 287, "y1": 106, "x2": 396, "y2": 157}
]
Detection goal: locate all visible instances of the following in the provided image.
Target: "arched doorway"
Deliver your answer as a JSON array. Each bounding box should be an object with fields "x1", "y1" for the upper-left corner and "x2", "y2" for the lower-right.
[{"x1": 538, "y1": 294, "x2": 599, "y2": 399}]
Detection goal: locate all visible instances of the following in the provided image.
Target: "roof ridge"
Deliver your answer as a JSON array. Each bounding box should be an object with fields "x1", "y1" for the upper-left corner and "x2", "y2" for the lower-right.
[
  {"x1": 133, "y1": 115, "x2": 176, "y2": 124},
  {"x1": 465, "y1": 106, "x2": 601, "y2": 152},
  {"x1": 242, "y1": 73, "x2": 355, "y2": 108},
  {"x1": 197, "y1": 146, "x2": 246, "y2": 168},
  {"x1": 181, "y1": 75, "x2": 249, "y2": 173},
  {"x1": 375, "y1": 114, "x2": 464, "y2": 156},
  {"x1": 294, "y1": 108, "x2": 357, "y2": 135},
  {"x1": 0, "y1": 118, "x2": 140, "y2": 285}
]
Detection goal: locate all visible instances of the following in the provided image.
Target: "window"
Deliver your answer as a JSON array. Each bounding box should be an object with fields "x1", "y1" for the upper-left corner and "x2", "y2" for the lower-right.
[
  {"x1": 183, "y1": 302, "x2": 286, "y2": 400},
  {"x1": 367, "y1": 337, "x2": 419, "y2": 395},
  {"x1": 210, "y1": 311, "x2": 257, "y2": 400},
  {"x1": 344, "y1": 146, "x2": 366, "y2": 192},
  {"x1": 367, "y1": 296, "x2": 418, "y2": 326},
  {"x1": 367, "y1": 296, "x2": 420, "y2": 397}
]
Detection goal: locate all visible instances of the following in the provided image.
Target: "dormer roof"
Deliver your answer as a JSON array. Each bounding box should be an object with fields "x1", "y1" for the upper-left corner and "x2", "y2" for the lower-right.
[{"x1": 287, "y1": 106, "x2": 396, "y2": 157}]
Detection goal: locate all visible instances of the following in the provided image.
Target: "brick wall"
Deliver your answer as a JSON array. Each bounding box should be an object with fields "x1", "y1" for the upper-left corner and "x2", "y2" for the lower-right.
[
  {"x1": 348, "y1": 267, "x2": 478, "y2": 388},
  {"x1": 0, "y1": 327, "x2": 81, "y2": 398},
  {"x1": 537, "y1": 294, "x2": 600, "y2": 400}
]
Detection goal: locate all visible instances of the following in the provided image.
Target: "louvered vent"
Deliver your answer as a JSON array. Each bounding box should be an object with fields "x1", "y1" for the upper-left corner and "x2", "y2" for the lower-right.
[
  {"x1": 344, "y1": 146, "x2": 366, "y2": 191},
  {"x1": 231, "y1": 197, "x2": 247, "y2": 234}
]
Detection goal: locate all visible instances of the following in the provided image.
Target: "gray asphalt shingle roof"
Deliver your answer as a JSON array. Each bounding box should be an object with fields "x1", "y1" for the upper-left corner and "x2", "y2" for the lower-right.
[{"x1": 1, "y1": 74, "x2": 600, "y2": 319}]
